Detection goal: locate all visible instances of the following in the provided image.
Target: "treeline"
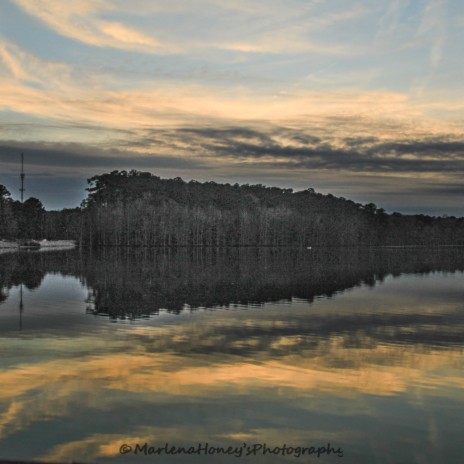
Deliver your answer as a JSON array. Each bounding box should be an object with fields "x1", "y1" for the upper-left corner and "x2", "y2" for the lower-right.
[{"x1": 1, "y1": 170, "x2": 464, "y2": 246}]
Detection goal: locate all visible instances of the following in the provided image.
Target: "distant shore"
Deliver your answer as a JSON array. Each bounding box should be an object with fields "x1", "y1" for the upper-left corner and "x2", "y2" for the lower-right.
[
  {"x1": 0, "y1": 239, "x2": 76, "y2": 250},
  {"x1": 0, "y1": 240, "x2": 17, "y2": 249}
]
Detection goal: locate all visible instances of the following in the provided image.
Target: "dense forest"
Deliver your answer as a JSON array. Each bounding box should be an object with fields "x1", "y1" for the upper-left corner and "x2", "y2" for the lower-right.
[{"x1": 1, "y1": 170, "x2": 463, "y2": 247}]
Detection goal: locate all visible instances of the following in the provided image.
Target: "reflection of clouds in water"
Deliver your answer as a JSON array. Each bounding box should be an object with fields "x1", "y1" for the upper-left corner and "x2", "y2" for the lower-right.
[
  {"x1": 0, "y1": 326, "x2": 463, "y2": 448},
  {"x1": 0, "y1": 250, "x2": 463, "y2": 462}
]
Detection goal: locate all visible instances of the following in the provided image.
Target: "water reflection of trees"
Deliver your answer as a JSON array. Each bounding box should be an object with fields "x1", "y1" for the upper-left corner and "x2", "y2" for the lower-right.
[
  {"x1": 0, "y1": 253, "x2": 46, "y2": 303},
  {"x1": 1, "y1": 247, "x2": 463, "y2": 320}
]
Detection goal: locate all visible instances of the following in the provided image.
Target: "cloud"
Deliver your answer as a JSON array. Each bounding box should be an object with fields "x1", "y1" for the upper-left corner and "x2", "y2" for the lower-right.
[
  {"x1": 212, "y1": 0, "x2": 370, "y2": 55},
  {"x1": 0, "y1": 37, "x2": 72, "y2": 88},
  {"x1": 1, "y1": 38, "x2": 463, "y2": 139},
  {"x1": 11, "y1": 0, "x2": 369, "y2": 57},
  {"x1": 377, "y1": 0, "x2": 406, "y2": 38},
  {"x1": 12, "y1": 0, "x2": 177, "y2": 54},
  {"x1": 417, "y1": 0, "x2": 447, "y2": 67},
  {"x1": 2, "y1": 123, "x2": 463, "y2": 179},
  {"x1": 0, "y1": 41, "x2": 29, "y2": 81},
  {"x1": 0, "y1": 141, "x2": 209, "y2": 172},
  {"x1": 133, "y1": 125, "x2": 464, "y2": 174},
  {"x1": 216, "y1": 34, "x2": 351, "y2": 56}
]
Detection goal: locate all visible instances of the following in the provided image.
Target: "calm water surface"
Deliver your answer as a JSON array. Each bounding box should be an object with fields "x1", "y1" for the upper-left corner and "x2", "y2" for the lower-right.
[{"x1": 0, "y1": 248, "x2": 463, "y2": 463}]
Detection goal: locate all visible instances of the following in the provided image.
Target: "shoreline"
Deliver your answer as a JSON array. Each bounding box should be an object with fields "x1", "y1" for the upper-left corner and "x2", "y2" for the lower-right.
[{"x1": 0, "y1": 239, "x2": 76, "y2": 250}]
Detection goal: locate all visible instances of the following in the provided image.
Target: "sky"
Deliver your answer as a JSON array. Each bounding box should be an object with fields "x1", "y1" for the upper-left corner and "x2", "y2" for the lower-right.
[{"x1": 0, "y1": 0, "x2": 463, "y2": 215}]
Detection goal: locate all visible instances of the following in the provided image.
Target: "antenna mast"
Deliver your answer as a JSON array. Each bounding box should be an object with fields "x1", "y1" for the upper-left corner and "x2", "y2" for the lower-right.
[{"x1": 20, "y1": 152, "x2": 25, "y2": 203}]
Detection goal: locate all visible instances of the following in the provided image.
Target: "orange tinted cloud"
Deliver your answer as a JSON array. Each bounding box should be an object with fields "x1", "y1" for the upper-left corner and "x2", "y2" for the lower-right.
[{"x1": 13, "y1": 0, "x2": 176, "y2": 54}]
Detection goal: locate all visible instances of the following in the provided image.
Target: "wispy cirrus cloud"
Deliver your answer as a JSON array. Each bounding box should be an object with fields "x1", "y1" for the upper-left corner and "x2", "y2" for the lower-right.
[
  {"x1": 12, "y1": 0, "x2": 178, "y2": 54},
  {"x1": 417, "y1": 0, "x2": 448, "y2": 67},
  {"x1": 1, "y1": 40, "x2": 461, "y2": 134},
  {"x1": 0, "y1": 37, "x2": 71, "y2": 86},
  {"x1": 11, "y1": 0, "x2": 368, "y2": 56}
]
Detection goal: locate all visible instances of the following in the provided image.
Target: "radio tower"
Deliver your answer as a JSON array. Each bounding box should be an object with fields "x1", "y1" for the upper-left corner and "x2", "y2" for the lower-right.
[{"x1": 20, "y1": 152, "x2": 25, "y2": 203}]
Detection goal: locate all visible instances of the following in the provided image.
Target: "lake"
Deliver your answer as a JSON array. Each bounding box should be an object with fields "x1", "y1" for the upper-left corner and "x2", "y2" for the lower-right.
[{"x1": 0, "y1": 247, "x2": 463, "y2": 464}]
